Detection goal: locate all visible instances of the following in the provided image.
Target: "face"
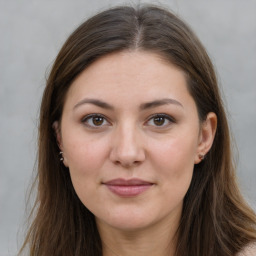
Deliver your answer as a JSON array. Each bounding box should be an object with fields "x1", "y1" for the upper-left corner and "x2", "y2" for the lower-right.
[{"x1": 56, "y1": 51, "x2": 214, "y2": 233}]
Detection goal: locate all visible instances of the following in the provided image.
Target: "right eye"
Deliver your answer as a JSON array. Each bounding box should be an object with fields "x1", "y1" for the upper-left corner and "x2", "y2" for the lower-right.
[
  {"x1": 145, "y1": 113, "x2": 175, "y2": 128},
  {"x1": 82, "y1": 114, "x2": 110, "y2": 128}
]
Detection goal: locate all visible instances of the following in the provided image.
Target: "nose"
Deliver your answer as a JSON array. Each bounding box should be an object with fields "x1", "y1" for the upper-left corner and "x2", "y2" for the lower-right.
[{"x1": 109, "y1": 124, "x2": 146, "y2": 168}]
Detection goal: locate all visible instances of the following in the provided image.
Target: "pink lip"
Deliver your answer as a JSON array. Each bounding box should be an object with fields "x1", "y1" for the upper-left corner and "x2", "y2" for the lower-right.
[{"x1": 103, "y1": 178, "x2": 154, "y2": 197}]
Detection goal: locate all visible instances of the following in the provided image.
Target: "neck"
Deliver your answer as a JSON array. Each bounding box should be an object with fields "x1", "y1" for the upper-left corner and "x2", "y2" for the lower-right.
[{"x1": 97, "y1": 217, "x2": 179, "y2": 256}]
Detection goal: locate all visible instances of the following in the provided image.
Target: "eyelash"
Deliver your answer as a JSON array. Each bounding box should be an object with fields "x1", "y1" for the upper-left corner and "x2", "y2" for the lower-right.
[
  {"x1": 146, "y1": 113, "x2": 175, "y2": 128},
  {"x1": 81, "y1": 113, "x2": 175, "y2": 129},
  {"x1": 82, "y1": 114, "x2": 110, "y2": 128}
]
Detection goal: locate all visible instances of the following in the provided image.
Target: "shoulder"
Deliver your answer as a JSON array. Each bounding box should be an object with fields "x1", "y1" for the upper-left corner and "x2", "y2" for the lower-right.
[{"x1": 237, "y1": 243, "x2": 256, "y2": 256}]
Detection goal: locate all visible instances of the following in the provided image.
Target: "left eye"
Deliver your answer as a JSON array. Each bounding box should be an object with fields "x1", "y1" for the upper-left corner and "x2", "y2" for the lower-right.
[
  {"x1": 146, "y1": 114, "x2": 174, "y2": 127},
  {"x1": 82, "y1": 114, "x2": 110, "y2": 128}
]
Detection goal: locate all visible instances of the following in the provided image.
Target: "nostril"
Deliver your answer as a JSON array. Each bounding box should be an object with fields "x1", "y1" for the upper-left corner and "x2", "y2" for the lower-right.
[
  {"x1": 109, "y1": 133, "x2": 146, "y2": 167},
  {"x1": 112, "y1": 159, "x2": 142, "y2": 168}
]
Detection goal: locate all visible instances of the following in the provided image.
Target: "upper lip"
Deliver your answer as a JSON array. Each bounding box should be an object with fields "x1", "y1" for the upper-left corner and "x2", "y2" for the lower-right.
[{"x1": 103, "y1": 178, "x2": 154, "y2": 186}]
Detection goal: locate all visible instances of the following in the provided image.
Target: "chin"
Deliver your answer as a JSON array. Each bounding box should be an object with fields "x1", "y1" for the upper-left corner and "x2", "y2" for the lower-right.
[
  {"x1": 95, "y1": 208, "x2": 155, "y2": 231},
  {"x1": 96, "y1": 206, "x2": 175, "y2": 233}
]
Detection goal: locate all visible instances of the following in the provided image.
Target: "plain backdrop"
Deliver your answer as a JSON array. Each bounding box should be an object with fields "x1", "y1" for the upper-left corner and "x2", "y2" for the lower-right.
[{"x1": 0, "y1": 0, "x2": 255, "y2": 255}]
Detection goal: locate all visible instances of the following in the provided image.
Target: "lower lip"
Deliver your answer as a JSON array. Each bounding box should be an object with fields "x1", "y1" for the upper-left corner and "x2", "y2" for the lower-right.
[{"x1": 105, "y1": 184, "x2": 153, "y2": 197}]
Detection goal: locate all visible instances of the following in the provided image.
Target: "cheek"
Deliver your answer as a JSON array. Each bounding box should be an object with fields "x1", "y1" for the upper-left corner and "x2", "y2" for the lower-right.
[
  {"x1": 63, "y1": 132, "x2": 110, "y2": 173},
  {"x1": 150, "y1": 134, "x2": 197, "y2": 191},
  {"x1": 63, "y1": 135, "x2": 110, "y2": 206},
  {"x1": 62, "y1": 132, "x2": 111, "y2": 201},
  {"x1": 153, "y1": 135, "x2": 197, "y2": 169}
]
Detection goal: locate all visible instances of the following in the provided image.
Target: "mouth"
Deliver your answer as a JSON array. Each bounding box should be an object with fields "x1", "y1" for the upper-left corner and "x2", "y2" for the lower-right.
[{"x1": 102, "y1": 178, "x2": 154, "y2": 197}]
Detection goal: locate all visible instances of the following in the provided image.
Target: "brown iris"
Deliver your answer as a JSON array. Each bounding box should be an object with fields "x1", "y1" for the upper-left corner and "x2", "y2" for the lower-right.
[
  {"x1": 92, "y1": 116, "x2": 104, "y2": 126},
  {"x1": 153, "y1": 116, "x2": 165, "y2": 126}
]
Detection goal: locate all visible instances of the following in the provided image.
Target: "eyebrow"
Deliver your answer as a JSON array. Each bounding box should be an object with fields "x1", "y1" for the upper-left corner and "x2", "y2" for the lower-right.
[
  {"x1": 139, "y1": 98, "x2": 183, "y2": 110},
  {"x1": 73, "y1": 98, "x2": 183, "y2": 111},
  {"x1": 73, "y1": 98, "x2": 114, "y2": 110}
]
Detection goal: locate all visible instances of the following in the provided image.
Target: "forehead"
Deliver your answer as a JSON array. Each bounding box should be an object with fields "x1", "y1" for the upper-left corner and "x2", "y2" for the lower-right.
[{"x1": 64, "y1": 50, "x2": 194, "y2": 109}]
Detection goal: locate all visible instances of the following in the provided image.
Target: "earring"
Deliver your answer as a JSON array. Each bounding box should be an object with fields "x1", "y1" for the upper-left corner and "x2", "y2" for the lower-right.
[
  {"x1": 199, "y1": 154, "x2": 204, "y2": 160},
  {"x1": 59, "y1": 151, "x2": 64, "y2": 161}
]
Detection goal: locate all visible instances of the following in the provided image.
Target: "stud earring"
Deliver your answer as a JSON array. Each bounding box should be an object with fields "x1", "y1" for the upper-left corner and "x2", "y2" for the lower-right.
[
  {"x1": 59, "y1": 151, "x2": 64, "y2": 161},
  {"x1": 199, "y1": 154, "x2": 204, "y2": 160}
]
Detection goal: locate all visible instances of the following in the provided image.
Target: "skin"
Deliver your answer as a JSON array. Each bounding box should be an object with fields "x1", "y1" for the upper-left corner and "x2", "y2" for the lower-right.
[{"x1": 54, "y1": 51, "x2": 217, "y2": 256}]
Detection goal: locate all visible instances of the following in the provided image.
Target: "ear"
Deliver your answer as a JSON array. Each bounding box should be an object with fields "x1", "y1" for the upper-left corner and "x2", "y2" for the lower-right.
[
  {"x1": 52, "y1": 121, "x2": 69, "y2": 167},
  {"x1": 52, "y1": 121, "x2": 63, "y2": 150},
  {"x1": 194, "y1": 112, "x2": 217, "y2": 164}
]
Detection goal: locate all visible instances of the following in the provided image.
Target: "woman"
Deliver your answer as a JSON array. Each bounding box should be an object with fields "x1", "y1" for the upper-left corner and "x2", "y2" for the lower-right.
[{"x1": 19, "y1": 4, "x2": 256, "y2": 256}]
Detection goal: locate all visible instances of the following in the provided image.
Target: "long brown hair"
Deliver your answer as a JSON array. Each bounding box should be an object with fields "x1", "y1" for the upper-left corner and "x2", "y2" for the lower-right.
[{"x1": 19, "y1": 4, "x2": 256, "y2": 256}]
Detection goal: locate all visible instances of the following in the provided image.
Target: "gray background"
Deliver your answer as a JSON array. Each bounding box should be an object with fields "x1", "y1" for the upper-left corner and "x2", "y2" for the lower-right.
[{"x1": 0, "y1": 0, "x2": 255, "y2": 255}]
